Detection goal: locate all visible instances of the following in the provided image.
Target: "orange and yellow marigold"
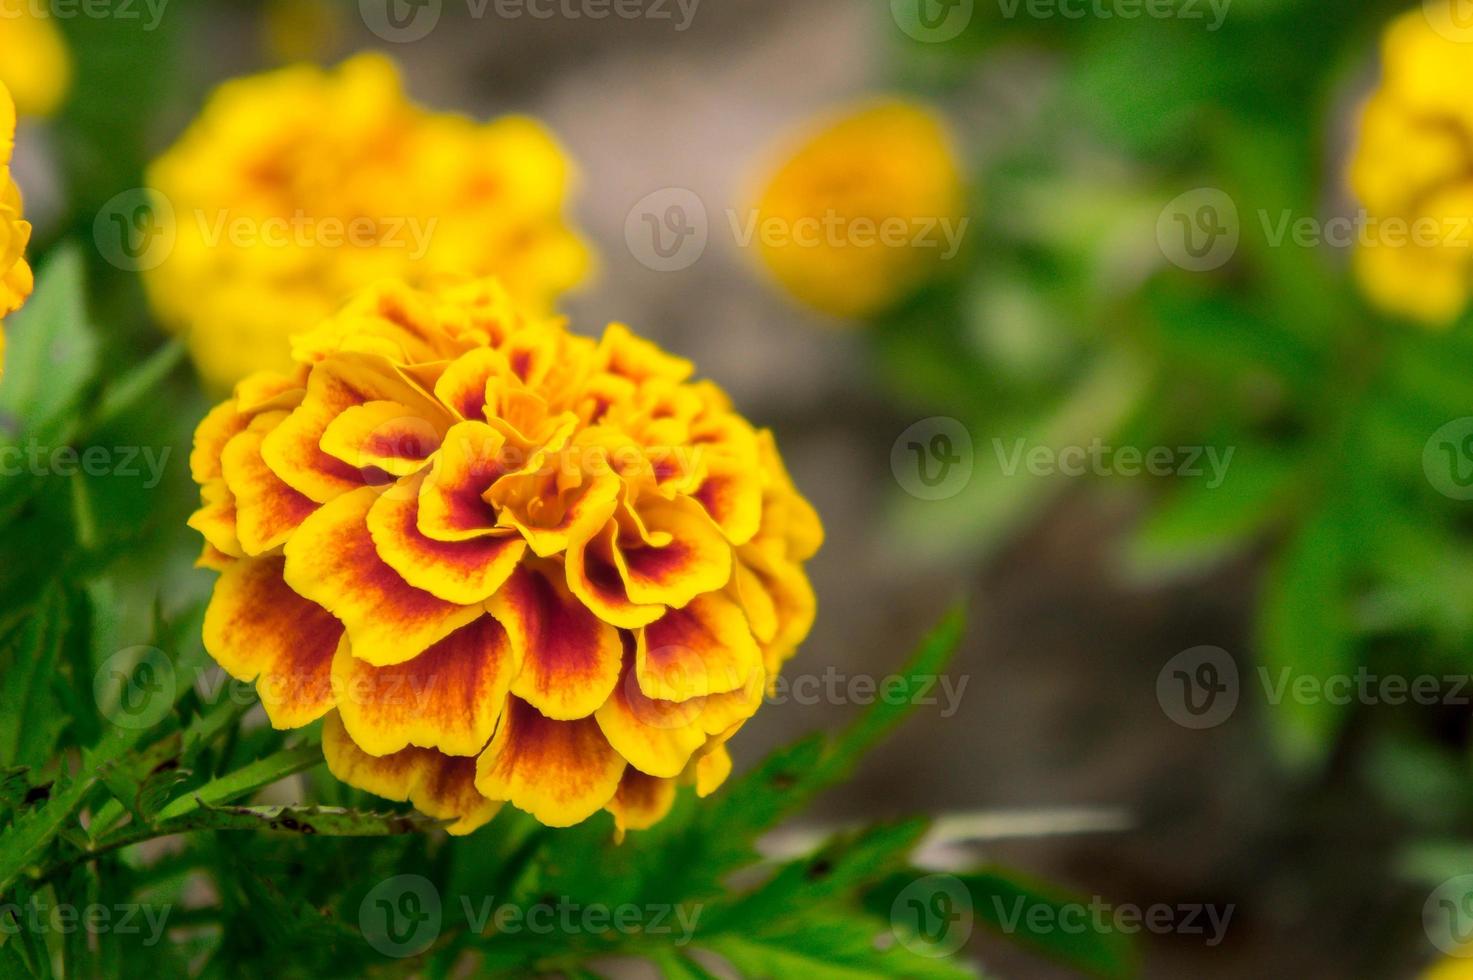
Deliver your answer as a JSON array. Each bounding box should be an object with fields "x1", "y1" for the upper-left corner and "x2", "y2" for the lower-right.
[
  {"x1": 0, "y1": 81, "x2": 35, "y2": 376},
  {"x1": 189, "y1": 277, "x2": 821, "y2": 834},
  {"x1": 0, "y1": 0, "x2": 71, "y2": 118},
  {"x1": 146, "y1": 53, "x2": 590, "y2": 389}
]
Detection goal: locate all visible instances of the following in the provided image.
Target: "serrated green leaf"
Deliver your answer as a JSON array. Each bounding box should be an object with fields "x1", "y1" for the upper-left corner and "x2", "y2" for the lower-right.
[
  {"x1": 0, "y1": 589, "x2": 70, "y2": 770},
  {"x1": 0, "y1": 246, "x2": 99, "y2": 445}
]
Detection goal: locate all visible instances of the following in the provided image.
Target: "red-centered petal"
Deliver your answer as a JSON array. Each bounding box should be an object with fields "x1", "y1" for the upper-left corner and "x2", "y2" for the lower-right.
[
  {"x1": 418, "y1": 420, "x2": 509, "y2": 541},
  {"x1": 221, "y1": 417, "x2": 319, "y2": 555},
  {"x1": 616, "y1": 496, "x2": 732, "y2": 609},
  {"x1": 262, "y1": 351, "x2": 448, "y2": 503},
  {"x1": 594, "y1": 658, "x2": 707, "y2": 778},
  {"x1": 474, "y1": 698, "x2": 626, "y2": 828},
  {"x1": 320, "y1": 400, "x2": 443, "y2": 477},
  {"x1": 322, "y1": 711, "x2": 501, "y2": 836},
  {"x1": 488, "y1": 562, "x2": 622, "y2": 721},
  {"x1": 202, "y1": 557, "x2": 343, "y2": 729},
  {"x1": 606, "y1": 769, "x2": 677, "y2": 841},
  {"x1": 433, "y1": 348, "x2": 507, "y2": 422},
  {"x1": 189, "y1": 479, "x2": 242, "y2": 559},
  {"x1": 368, "y1": 473, "x2": 526, "y2": 605},
  {"x1": 333, "y1": 615, "x2": 516, "y2": 757},
  {"x1": 740, "y1": 551, "x2": 817, "y2": 675},
  {"x1": 694, "y1": 461, "x2": 763, "y2": 547},
  {"x1": 566, "y1": 518, "x2": 663, "y2": 630},
  {"x1": 283, "y1": 486, "x2": 482, "y2": 667},
  {"x1": 636, "y1": 591, "x2": 760, "y2": 702}
]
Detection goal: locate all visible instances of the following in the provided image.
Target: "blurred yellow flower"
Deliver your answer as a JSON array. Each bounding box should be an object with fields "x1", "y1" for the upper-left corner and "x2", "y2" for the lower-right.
[
  {"x1": 1424, "y1": 953, "x2": 1473, "y2": 979},
  {"x1": 0, "y1": 82, "x2": 35, "y2": 377},
  {"x1": 0, "y1": 0, "x2": 71, "y2": 117},
  {"x1": 145, "y1": 53, "x2": 591, "y2": 389},
  {"x1": 1348, "y1": 9, "x2": 1473, "y2": 325},
  {"x1": 750, "y1": 99, "x2": 968, "y2": 320},
  {"x1": 189, "y1": 276, "x2": 821, "y2": 834}
]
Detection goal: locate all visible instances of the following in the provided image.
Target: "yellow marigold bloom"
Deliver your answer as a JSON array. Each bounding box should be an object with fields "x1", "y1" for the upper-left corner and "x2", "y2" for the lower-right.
[
  {"x1": 145, "y1": 54, "x2": 590, "y2": 390},
  {"x1": 751, "y1": 99, "x2": 967, "y2": 320},
  {"x1": 1348, "y1": 9, "x2": 1473, "y2": 325},
  {"x1": 1424, "y1": 954, "x2": 1473, "y2": 979},
  {"x1": 189, "y1": 277, "x2": 821, "y2": 834},
  {"x1": 0, "y1": 82, "x2": 35, "y2": 375},
  {"x1": 0, "y1": 1, "x2": 70, "y2": 117}
]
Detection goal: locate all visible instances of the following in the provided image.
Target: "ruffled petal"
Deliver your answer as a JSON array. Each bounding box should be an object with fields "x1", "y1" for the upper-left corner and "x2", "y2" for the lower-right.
[
  {"x1": 616, "y1": 496, "x2": 732, "y2": 608},
  {"x1": 488, "y1": 562, "x2": 622, "y2": 720},
  {"x1": 565, "y1": 517, "x2": 664, "y2": 629},
  {"x1": 368, "y1": 473, "x2": 526, "y2": 605},
  {"x1": 418, "y1": 419, "x2": 508, "y2": 541},
  {"x1": 606, "y1": 769, "x2": 677, "y2": 841},
  {"x1": 333, "y1": 615, "x2": 516, "y2": 757},
  {"x1": 201, "y1": 556, "x2": 343, "y2": 729},
  {"x1": 221, "y1": 415, "x2": 319, "y2": 555},
  {"x1": 283, "y1": 486, "x2": 482, "y2": 666},
  {"x1": 322, "y1": 711, "x2": 501, "y2": 835},
  {"x1": 320, "y1": 400, "x2": 444, "y2": 477},
  {"x1": 636, "y1": 591, "x2": 760, "y2": 702},
  {"x1": 594, "y1": 658, "x2": 708, "y2": 778},
  {"x1": 474, "y1": 698, "x2": 626, "y2": 827}
]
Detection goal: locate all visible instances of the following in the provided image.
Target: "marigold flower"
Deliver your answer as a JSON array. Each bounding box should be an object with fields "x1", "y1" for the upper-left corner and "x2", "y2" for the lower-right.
[
  {"x1": 1348, "y1": 10, "x2": 1473, "y2": 325},
  {"x1": 145, "y1": 54, "x2": 590, "y2": 390},
  {"x1": 0, "y1": 82, "x2": 35, "y2": 375},
  {"x1": 750, "y1": 99, "x2": 967, "y2": 320},
  {"x1": 0, "y1": 0, "x2": 70, "y2": 117},
  {"x1": 190, "y1": 277, "x2": 821, "y2": 834}
]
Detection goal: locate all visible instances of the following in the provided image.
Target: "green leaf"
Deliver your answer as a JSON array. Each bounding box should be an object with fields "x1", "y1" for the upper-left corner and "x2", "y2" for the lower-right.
[
  {"x1": 0, "y1": 246, "x2": 99, "y2": 445},
  {"x1": 153, "y1": 743, "x2": 323, "y2": 821},
  {"x1": 1256, "y1": 502, "x2": 1354, "y2": 764},
  {"x1": 703, "y1": 913, "x2": 974, "y2": 980},
  {"x1": 0, "y1": 589, "x2": 70, "y2": 769}
]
